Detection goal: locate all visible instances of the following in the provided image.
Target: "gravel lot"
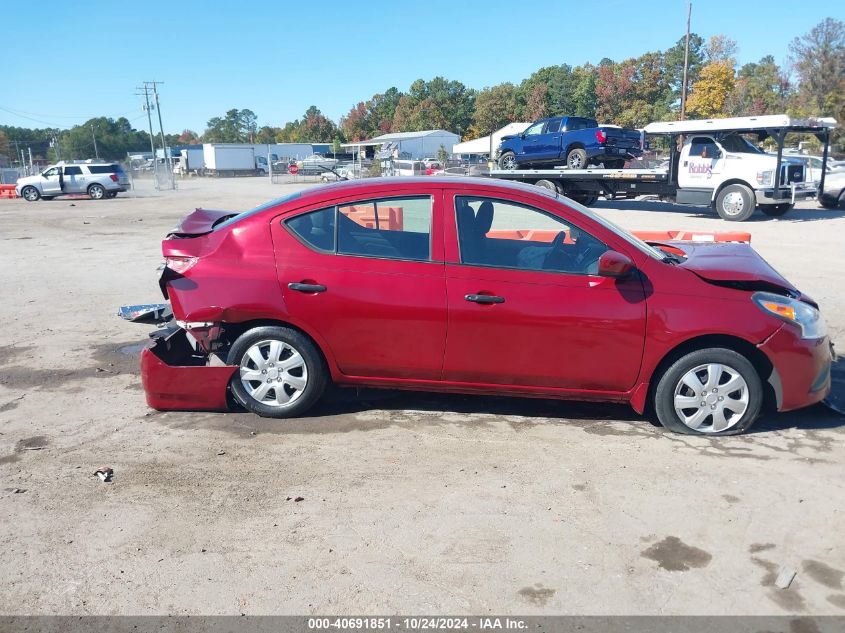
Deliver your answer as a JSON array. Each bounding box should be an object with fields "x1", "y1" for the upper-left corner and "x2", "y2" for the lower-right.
[{"x1": 1, "y1": 177, "x2": 844, "y2": 615}]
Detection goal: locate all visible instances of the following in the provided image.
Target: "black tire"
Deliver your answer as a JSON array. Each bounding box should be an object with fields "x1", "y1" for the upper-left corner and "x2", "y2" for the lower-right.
[
  {"x1": 21, "y1": 186, "x2": 40, "y2": 202},
  {"x1": 819, "y1": 197, "x2": 839, "y2": 209},
  {"x1": 566, "y1": 148, "x2": 587, "y2": 170},
  {"x1": 41, "y1": 196, "x2": 54, "y2": 201},
  {"x1": 534, "y1": 179, "x2": 559, "y2": 193},
  {"x1": 106, "y1": 191, "x2": 118, "y2": 199},
  {"x1": 498, "y1": 151, "x2": 518, "y2": 170},
  {"x1": 227, "y1": 326, "x2": 327, "y2": 418},
  {"x1": 653, "y1": 347, "x2": 763, "y2": 436},
  {"x1": 87, "y1": 183, "x2": 106, "y2": 200},
  {"x1": 715, "y1": 183, "x2": 755, "y2": 221},
  {"x1": 761, "y1": 203, "x2": 792, "y2": 217}
]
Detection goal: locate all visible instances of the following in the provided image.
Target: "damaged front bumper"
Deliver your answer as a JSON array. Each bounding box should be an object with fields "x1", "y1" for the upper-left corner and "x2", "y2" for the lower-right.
[{"x1": 120, "y1": 302, "x2": 235, "y2": 412}]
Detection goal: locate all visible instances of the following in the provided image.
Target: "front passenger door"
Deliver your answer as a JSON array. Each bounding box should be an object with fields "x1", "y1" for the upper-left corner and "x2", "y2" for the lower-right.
[{"x1": 443, "y1": 194, "x2": 646, "y2": 392}]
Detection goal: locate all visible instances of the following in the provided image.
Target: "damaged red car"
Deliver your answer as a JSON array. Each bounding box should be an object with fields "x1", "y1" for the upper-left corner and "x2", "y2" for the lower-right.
[{"x1": 122, "y1": 177, "x2": 832, "y2": 436}]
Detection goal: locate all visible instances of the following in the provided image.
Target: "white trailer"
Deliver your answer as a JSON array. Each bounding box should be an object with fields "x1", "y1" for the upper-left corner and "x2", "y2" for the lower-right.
[
  {"x1": 202, "y1": 144, "x2": 266, "y2": 177},
  {"x1": 174, "y1": 147, "x2": 205, "y2": 176}
]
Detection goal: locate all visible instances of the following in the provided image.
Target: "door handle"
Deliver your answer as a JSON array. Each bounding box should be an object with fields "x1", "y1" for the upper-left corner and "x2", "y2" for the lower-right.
[
  {"x1": 288, "y1": 282, "x2": 326, "y2": 293},
  {"x1": 465, "y1": 294, "x2": 504, "y2": 304}
]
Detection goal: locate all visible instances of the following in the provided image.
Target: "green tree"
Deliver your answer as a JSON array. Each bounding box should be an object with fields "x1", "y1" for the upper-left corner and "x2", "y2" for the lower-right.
[
  {"x1": 392, "y1": 78, "x2": 475, "y2": 135},
  {"x1": 789, "y1": 17, "x2": 845, "y2": 127},
  {"x1": 467, "y1": 83, "x2": 519, "y2": 139},
  {"x1": 705, "y1": 35, "x2": 738, "y2": 65},
  {"x1": 727, "y1": 56, "x2": 790, "y2": 115},
  {"x1": 203, "y1": 109, "x2": 258, "y2": 143},
  {"x1": 664, "y1": 33, "x2": 706, "y2": 105}
]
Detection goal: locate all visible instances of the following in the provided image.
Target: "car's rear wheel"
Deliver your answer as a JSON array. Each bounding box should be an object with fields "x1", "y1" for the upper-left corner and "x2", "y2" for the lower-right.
[
  {"x1": 715, "y1": 183, "x2": 755, "y2": 221},
  {"x1": 88, "y1": 183, "x2": 106, "y2": 200},
  {"x1": 566, "y1": 148, "x2": 587, "y2": 170},
  {"x1": 21, "y1": 186, "x2": 40, "y2": 201},
  {"x1": 498, "y1": 151, "x2": 518, "y2": 170},
  {"x1": 106, "y1": 191, "x2": 118, "y2": 199},
  {"x1": 653, "y1": 348, "x2": 763, "y2": 436},
  {"x1": 761, "y1": 203, "x2": 793, "y2": 217},
  {"x1": 227, "y1": 326, "x2": 327, "y2": 418}
]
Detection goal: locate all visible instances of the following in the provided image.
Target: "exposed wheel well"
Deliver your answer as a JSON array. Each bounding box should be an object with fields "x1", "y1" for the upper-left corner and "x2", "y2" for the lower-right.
[
  {"x1": 221, "y1": 319, "x2": 330, "y2": 369},
  {"x1": 564, "y1": 143, "x2": 585, "y2": 155},
  {"x1": 645, "y1": 333, "x2": 777, "y2": 414},
  {"x1": 713, "y1": 179, "x2": 754, "y2": 204}
]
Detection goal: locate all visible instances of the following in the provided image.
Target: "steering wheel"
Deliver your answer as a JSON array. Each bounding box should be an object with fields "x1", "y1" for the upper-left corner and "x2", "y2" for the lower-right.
[{"x1": 542, "y1": 231, "x2": 578, "y2": 272}]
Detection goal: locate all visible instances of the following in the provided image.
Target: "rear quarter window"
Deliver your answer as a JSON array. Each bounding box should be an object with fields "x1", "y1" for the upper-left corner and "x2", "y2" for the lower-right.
[{"x1": 87, "y1": 165, "x2": 122, "y2": 174}]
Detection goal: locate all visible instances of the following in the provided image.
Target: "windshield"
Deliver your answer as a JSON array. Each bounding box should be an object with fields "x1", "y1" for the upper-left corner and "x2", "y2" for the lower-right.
[
  {"x1": 214, "y1": 191, "x2": 303, "y2": 231},
  {"x1": 560, "y1": 197, "x2": 666, "y2": 260},
  {"x1": 719, "y1": 134, "x2": 764, "y2": 154}
]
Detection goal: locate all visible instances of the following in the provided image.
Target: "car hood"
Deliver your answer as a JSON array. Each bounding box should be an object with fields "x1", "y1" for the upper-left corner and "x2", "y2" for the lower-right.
[
  {"x1": 16, "y1": 175, "x2": 40, "y2": 186},
  {"x1": 169, "y1": 208, "x2": 239, "y2": 237},
  {"x1": 666, "y1": 242, "x2": 799, "y2": 294}
]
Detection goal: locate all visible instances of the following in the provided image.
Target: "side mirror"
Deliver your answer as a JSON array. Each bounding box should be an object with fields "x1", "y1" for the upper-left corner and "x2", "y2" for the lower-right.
[{"x1": 597, "y1": 250, "x2": 634, "y2": 278}]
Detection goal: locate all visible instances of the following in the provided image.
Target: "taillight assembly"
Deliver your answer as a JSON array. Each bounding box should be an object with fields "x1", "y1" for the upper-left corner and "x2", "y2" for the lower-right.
[
  {"x1": 110, "y1": 174, "x2": 119, "y2": 182},
  {"x1": 165, "y1": 256, "x2": 198, "y2": 274},
  {"x1": 595, "y1": 130, "x2": 607, "y2": 143}
]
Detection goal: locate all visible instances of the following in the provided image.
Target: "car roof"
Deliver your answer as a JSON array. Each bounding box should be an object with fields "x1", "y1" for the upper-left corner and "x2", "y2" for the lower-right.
[{"x1": 289, "y1": 176, "x2": 559, "y2": 205}]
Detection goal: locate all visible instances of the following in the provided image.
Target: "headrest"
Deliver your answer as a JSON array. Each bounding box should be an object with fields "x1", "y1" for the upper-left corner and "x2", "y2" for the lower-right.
[{"x1": 475, "y1": 200, "x2": 494, "y2": 235}]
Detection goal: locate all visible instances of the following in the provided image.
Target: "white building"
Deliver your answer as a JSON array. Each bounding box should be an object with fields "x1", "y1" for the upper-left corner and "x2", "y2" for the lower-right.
[
  {"x1": 342, "y1": 130, "x2": 461, "y2": 160},
  {"x1": 451, "y1": 122, "x2": 532, "y2": 158}
]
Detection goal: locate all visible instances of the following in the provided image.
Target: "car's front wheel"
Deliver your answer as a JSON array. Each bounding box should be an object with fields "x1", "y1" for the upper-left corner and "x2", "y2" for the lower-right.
[
  {"x1": 88, "y1": 184, "x2": 106, "y2": 200},
  {"x1": 227, "y1": 326, "x2": 327, "y2": 418},
  {"x1": 653, "y1": 348, "x2": 763, "y2": 436},
  {"x1": 21, "y1": 186, "x2": 40, "y2": 201}
]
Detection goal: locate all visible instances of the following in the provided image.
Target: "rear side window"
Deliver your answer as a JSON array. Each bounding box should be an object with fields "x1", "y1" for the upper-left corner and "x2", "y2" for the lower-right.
[
  {"x1": 64, "y1": 166, "x2": 83, "y2": 175},
  {"x1": 545, "y1": 119, "x2": 561, "y2": 133},
  {"x1": 285, "y1": 196, "x2": 433, "y2": 262},
  {"x1": 87, "y1": 164, "x2": 121, "y2": 174},
  {"x1": 286, "y1": 207, "x2": 335, "y2": 252}
]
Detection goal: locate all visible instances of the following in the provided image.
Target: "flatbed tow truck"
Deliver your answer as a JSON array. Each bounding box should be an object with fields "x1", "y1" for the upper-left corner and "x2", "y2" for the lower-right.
[{"x1": 488, "y1": 115, "x2": 837, "y2": 221}]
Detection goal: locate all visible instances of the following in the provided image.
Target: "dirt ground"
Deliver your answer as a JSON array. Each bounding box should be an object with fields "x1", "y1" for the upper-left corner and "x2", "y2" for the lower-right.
[{"x1": 1, "y1": 177, "x2": 844, "y2": 616}]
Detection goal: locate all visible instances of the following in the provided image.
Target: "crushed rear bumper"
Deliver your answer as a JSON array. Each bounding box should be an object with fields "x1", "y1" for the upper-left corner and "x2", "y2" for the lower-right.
[{"x1": 141, "y1": 328, "x2": 236, "y2": 412}]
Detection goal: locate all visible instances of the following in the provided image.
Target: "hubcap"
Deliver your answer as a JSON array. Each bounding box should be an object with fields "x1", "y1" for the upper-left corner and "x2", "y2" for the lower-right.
[
  {"x1": 569, "y1": 154, "x2": 582, "y2": 168},
  {"x1": 673, "y1": 363, "x2": 749, "y2": 433},
  {"x1": 91, "y1": 186, "x2": 104, "y2": 199},
  {"x1": 502, "y1": 155, "x2": 516, "y2": 170},
  {"x1": 722, "y1": 191, "x2": 745, "y2": 215},
  {"x1": 239, "y1": 339, "x2": 308, "y2": 408},
  {"x1": 24, "y1": 188, "x2": 37, "y2": 201}
]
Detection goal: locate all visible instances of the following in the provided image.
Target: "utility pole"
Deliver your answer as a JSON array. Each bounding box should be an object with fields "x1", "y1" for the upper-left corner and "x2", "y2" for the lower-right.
[
  {"x1": 28, "y1": 148, "x2": 34, "y2": 174},
  {"x1": 146, "y1": 81, "x2": 174, "y2": 189},
  {"x1": 91, "y1": 125, "x2": 100, "y2": 159},
  {"x1": 680, "y1": 0, "x2": 692, "y2": 120},
  {"x1": 137, "y1": 84, "x2": 159, "y2": 187}
]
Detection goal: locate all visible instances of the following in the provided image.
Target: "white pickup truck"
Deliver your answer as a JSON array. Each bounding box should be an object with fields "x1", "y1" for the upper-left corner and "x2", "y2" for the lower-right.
[{"x1": 489, "y1": 114, "x2": 837, "y2": 221}]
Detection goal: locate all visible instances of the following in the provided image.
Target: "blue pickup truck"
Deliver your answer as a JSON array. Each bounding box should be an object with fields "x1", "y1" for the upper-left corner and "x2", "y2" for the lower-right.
[{"x1": 497, "y1": 116, "x2": 643, "y2": 170}]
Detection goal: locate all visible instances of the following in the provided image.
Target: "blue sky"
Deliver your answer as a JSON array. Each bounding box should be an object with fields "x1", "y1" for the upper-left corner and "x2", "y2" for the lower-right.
[{"x1": 3, "y1": 1, "x2": 842, "y2": 134}]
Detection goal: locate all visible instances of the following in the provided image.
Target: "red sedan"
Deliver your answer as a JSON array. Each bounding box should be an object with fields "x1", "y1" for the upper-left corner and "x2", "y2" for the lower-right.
[{"x1": 127, "y1": 177, "x2": 832, "y2": 436}]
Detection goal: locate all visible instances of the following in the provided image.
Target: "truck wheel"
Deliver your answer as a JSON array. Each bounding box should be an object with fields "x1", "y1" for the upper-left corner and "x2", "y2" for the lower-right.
[
  {"x1": 653, "y1": 347, "x2": 762, "y2": 436},
  {"x1": 534, "y1": 179, "x2": 559, "y2": 193},
  {"x1": 21, "y1": 186, "x2": 41, "y2": 201},
  {"x1": 715, "y1": 184, "x2": 755, "y2": 221},
  {"x1": 761, "y1": 203, "x2": 792, "y2": 217},
  {"x1": 819, "y1": 191, "x2": 845, "y2": 209},
  {"x1": 566, "y1": 148, "x2": 587, "y2": 170},
  {"x1": 498, "y1": 151, "x2": 518, "y2": 170}
]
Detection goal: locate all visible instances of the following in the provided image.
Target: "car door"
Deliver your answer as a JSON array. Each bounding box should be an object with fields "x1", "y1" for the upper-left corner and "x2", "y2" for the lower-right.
[
  {"x1": 442, "y1": 190, "x2": 646, "y2": 392},
  {"x1": 63, "y1": 165, "x2": 84, "y2": 193},
  {"x1": 680, "y1": 136, "x2": 725, "y2": 188},
  {"x1": 535, "y1": 117, "x2": 562, "y2": 162},
  {"x1": 272, "y1": 191, "x2": 447, "y2": 380},
  {"x1": 519, "y1": 121, "x2": 547, "y2": 161},
  {"x1": 40, "y1": 167, "x2": 63, "y2": 196}
]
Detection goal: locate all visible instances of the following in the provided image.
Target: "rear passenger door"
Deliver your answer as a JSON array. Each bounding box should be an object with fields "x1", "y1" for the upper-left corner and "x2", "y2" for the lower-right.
[
  {"x1": 272, "y1": 192, "x2": 447, "y2": 380},
  {"x1": 63, "y1": 165, "x2": 84, "y2": 193}
]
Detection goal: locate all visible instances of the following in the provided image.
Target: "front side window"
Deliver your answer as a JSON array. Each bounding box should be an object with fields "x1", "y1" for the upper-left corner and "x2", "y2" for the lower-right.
[
  {"x1": 43, "y1": 167, "x2": 59, "y2": 177},
  {"x1": 689, "y1": 137, "x2": 721, "y2": 158},
  {"x1": 455, "y1": 196, "x2": 609, "y2": 275},
  {"x1": 285, "y1": 196, "x2": 433, "y2": 262},
  {"x1": 524, "y1": 122, "x2": 545, "y2": 136}
]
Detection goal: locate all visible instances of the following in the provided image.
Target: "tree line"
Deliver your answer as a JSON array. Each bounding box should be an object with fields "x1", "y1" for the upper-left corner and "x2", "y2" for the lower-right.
[{"x1": 2, "y1": 17, "x2": 842, "y2": 164}]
